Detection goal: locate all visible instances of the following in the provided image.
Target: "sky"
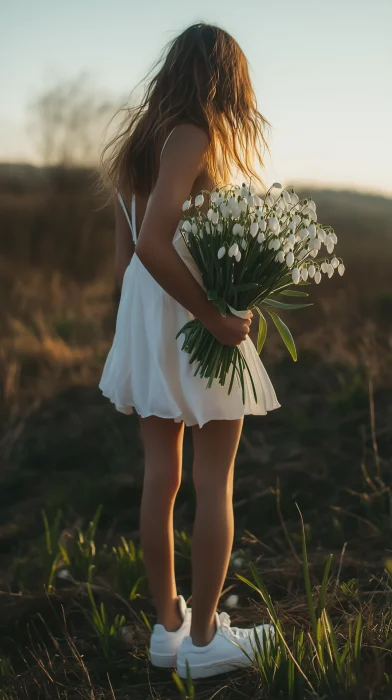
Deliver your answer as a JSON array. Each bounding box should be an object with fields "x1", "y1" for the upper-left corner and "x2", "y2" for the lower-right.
[{"x1": 1, "y1": 0, "x2": 391, "y2": 195}]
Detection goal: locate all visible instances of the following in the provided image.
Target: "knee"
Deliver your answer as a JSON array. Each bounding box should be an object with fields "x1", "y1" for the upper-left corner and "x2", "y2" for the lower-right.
[
  {"x1": 192, "y1": 462, "x2": 234, "y2": 499},
  {"x1": 143, "y1": 468, "x2": 181, "y2": 500}
]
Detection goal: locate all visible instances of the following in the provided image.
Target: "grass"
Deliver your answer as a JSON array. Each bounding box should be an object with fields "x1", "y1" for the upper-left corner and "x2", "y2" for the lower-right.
[{"x1": 0, "y1": 171, "x2": 391, "y2": 698}]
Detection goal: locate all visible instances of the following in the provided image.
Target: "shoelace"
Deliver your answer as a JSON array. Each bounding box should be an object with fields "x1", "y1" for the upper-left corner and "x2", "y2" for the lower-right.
[{"x1": 218, "y1": 612, "x2": 251, "y2": 640}]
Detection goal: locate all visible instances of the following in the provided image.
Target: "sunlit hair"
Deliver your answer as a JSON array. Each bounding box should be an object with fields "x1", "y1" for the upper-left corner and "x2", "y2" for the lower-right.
[{"x1": 100, "y1": 22, "x2": 271, "y2": 197}]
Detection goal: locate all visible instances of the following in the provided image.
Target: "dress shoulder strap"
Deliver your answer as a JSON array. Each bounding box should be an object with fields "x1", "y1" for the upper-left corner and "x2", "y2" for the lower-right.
[
  {"x1": 160, "y1": 126, "x2": 177, "y2": 160},
  {"x1": 115, "y1": 186, "x2": 137, "y2": 245}
]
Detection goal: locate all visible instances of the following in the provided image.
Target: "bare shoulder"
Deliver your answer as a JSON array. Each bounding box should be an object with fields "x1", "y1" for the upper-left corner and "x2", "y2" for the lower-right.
[{"x1": 163, "y1": 123, "x2": 209, "y2": 162}]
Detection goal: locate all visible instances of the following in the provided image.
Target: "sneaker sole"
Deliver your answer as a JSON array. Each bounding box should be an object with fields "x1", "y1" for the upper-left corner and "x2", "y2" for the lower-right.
[
  {"x1": 177, "y1": 655, "x2": 251, "y2": 679},
  {"x1": 150, "y1": 649, "x2": 177, "y2": 668}
]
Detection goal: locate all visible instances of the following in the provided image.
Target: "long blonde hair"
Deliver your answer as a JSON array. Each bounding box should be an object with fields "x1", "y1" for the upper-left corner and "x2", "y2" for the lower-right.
[{"x1": 100, "y1": 22, "x2": 271, "y2": 197}]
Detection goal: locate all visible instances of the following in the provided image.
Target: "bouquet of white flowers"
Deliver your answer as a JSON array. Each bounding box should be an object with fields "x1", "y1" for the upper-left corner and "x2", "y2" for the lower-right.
[{"x1": 177, "y1": 182, "x2": 345, "y2": 404}]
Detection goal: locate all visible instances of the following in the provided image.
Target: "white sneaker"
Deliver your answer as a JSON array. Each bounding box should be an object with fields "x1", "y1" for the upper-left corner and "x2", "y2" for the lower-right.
[
  {"x1": 177, "y1": 611, "x2": 274, "y2": 679},
  {"x1": 149, "y1": 596, "x2": 192, "y2": 668}
]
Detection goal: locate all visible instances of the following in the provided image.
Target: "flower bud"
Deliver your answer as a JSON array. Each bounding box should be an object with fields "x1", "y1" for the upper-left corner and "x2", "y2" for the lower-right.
[
  {"x1": 301, "y1": 267, "x2": 309, "y2": 281},
  {"x1": 182, "y1": 220, "x2": 192, "y2": 233},
  {"x1": 298, "y1": 227, "x2": 309, "y2": 241},
  {"x1": 268, "y1": 217, "x2": 279, "y2": 232},
  {"x1": 257, "y1": 231, "x2": 265, "y2": 243},
  {"x1": 229, "y1": 243, "x2": 239, "y2": 257},
  {"x1": 182, "y1": 199, "x2": 191, "y2": 211},
  {"x1": 288, "y1": 233, "x2": 295, "y2": 247},
  {"x1": 273, "y1": 182, "x2": 282, "y2": 189},
  {"x1": 195, "y1": 194, "x2": 204, "y2": 207},
  {"x1": 308, "y1": 264, "x2": 315, "y2": 278},
  {"x1": 247, "y1": 194, "x2": 255, "y2": 206},
  {"x1": 331, "y1": 257, "x2": 339, "y2": 268},
  {"x1": 191, "y1": 222, "x2": 198, "y2": 235},
  {"x1": 217, "y1": 246, "x2": 226, "y2": 259},
  {"x1": 283, "y1": 190, "x2": 291, "y2": 203},
  {"x1": 241, "y1": 238, "x2": 247, "y2": 250},
  {"x1": 314, "y1": 270, "x2": 322, "y2": 284},
  {"x1": 233, "y1": 223, "x2": 244, "y2": 236},
  {"x1": 292, "y1": 267, "x2": 300, "y2": 284},
  {"x1": 338, "y1": 263, "x2": 345, "y2": 276},
  {"x1": 211, "y1": 211, "x2": 219, "y2": 225},
  {"x1": 331, "y1": 233, "x2": 338, "y2": 244},
  {"x1": 241, "y1": 185, "x2": 249, "y2": 197},
  {"x1": 207, "y1": 208, "x2": 213, "y2": 220},
  {"x1": 276, "y1": 250, "x2": 285, "y2": 263},
  {"x1": 286, "y1": 251, "x2": 295, "y2": 267},
  {"x1": 250, "y1": 221, "x2": 259, "y2": 237},
  {"x1": 290, "y1": 193, "x2": 299, "y2": 205},
  {"x1": 298, "y1": 249, "x2": 307, "y2": 260},
  {"x1": 235, "y1": 251, "x2": 242, "y2": 262},
  {"x1": 327, "y1": 264, "x2": 334, "y2": 278},
  {"x1": 249, "y1": 185, "x2": 256, "y2": 195},
  {"x1": 210, "y1": 190, "x2": 219, "y2": 203},
  {"x1": 258, "y1": 217, "x2": 267, "y2": 231},
  {"x1": 321, "y1": 262, "x2": 328, "y2": 273},
  {"x1": 318, "y1": 228, "x2": 326, "y2": 242}
]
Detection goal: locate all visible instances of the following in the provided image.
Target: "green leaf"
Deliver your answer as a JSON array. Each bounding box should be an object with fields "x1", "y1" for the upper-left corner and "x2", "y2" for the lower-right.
[
  {"x1": 216, "y1": 298, "x2": 227, "y2": 317},
  {"x1": 257, "y1": 312, "x2": 267, "y2": 354},
  {"x1": 266, "y1": 310, "x2": 297, "y2": 361},
  {"x1": 280, "y1": 289, "x2": 309, "y2": 297},
  {"x1": 263, "y1": 299, "x2": 312, "y2": 310},
  {"x1": 207, "y1": 289, "x2": 218, "y2": 301}
]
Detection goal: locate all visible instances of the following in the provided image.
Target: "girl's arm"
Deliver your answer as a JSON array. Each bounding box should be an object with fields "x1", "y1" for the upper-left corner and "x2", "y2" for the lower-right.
[
  {"x1": 135, "y1": 123, "x2": 252, "y2": 346},
  {"x1": 114, "y1": 191, "x2": 134, "y2": 292}
]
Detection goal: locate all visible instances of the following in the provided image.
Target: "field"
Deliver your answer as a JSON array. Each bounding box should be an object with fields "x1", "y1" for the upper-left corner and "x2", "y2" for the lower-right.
[{"x1": 0, "y1": 164, "x2": 392, "y2": 699}]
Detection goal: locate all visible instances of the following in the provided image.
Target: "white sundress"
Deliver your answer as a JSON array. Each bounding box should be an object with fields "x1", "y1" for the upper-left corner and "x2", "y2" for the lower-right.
[{"x1": 99, "y1": 127, "x2": 280, "y2": 428}]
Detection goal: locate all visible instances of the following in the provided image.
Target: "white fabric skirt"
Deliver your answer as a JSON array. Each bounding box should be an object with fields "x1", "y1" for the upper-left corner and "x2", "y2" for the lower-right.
[{"x1": 99, "y1": 228, "x2": 280, "y2": 427}]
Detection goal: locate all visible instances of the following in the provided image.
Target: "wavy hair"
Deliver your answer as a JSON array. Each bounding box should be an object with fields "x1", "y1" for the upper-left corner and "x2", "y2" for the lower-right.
[{"x1": 99, "y1": 22, "x2": 271, "y2": 197}]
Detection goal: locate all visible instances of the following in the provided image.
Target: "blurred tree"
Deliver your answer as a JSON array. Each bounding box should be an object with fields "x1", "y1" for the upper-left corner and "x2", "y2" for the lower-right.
[{"x1": 27, "y1": 73, "x2": 124, "y2": 167}]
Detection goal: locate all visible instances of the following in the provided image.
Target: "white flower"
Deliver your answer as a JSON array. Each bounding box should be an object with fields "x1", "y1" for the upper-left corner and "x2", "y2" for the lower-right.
[
  {"x1": 215, "y1": 195, "x2": 224, "y2": 206},
  {"x1": 273, "y1": 238, "x2": 280, "y2": 250},
  {"x1": 298, "y1": 249, "x2": 307, "y2": 261},
  {"x1": 338, "y1": 263, "x2": 345, "y2": 276},
  {"x1": 57, "y1": 568, "x2": 73, "y2": 580},
  {"x1": 308, "y1": 224, "x2": 316, "y2": 239},
  {"x1": 268, "y1": 217, "x2": 279, "y2": 232},
  {"x1": 303, "y1": 218, "x2": 311, "y2": 227},
  {"x1": 265, "y1": 195, "x2": 274, "y2": 207},
  {"x1": 291, "y1": 192, "x2": 299, "y2": 205},
  {"x1": 321, "y1": 262, "x2": 328, "y2": 273},
  {"x1": 228, "y1": 196, "x2": 237, "y2": 212},
  {"x1": 292, "y1": 267, "x2": 300, "y2": 284},
  {"x1": 195, "y1": 193, "x2": 204, "y2": 207},
  {"x1": 293, "y1": 214, "x2": 301, "y2": 226},
  {"x1": 217, "y1": 246, "x2": 226, "y2": 259},
  {"x1": 229, "y1": 243, "x2": 239, "y2": 257},
  {"x1": 318, "y1": 228, "x2": 326, "y2": 242},
  {"x1": 241, "y1": 238, "x2": 247, "y2": 249},
  {"x1": 258, "y1": 217, "x2": 267, "y2": 231},
  {"x1": 286, "y1": 251, "x2": 295, "y2": 267},
  {"x1": 309, "y1": 211, "x2": 318, "y2": 222},
  {"x1": 254, "y1": 195, "x2": 262, "y2": 206},
  {"x1": 331, "y1": 257, "x2": 339, "y2": 269},
  {"x1": 298, "y1": 227, "x2": 309, "y2": 241},
  {"x1": 225, "y1": 594, "x2": 239, "y2": 608},
  {"x1": 308, "y1": 264, "x2": 316, "y2": 278},
  {"x1": 249, "y1": 185, "x2": 256, "y2": 195},
  {"x1": 314, "y1": 270, "x2": 322, "y2": 284},
  {"x1": 273, "y1": 182, "x2": 282, "y2": 189},
  {"x1": 182, "y1": 220, "x2": 192, "y2": 233},
  {"x1": 301, "y1": 267, "x2": 309, "y2": 281},
  {"x1": 276, "y1": 250, "x2": 285, "y2": 263},
  {"x1": 233, "y1": 223, "x2": 244, "y2": 236},
  {"x1": 191, "y1": 222, "x2": 198, "y2": 235},
  {"x1": 205, "y1": 222, "x2": 211, "y2": 235},
  {"x1": 247, "y1": 194, "x2": 255, "y2": 206},
  {"x1": 182, "y1": 198, "x2": 191, "y2": 211},
  {"x1": 283, "y1": 243, "x2": 291, "y2": 254},
  {"x1": 220, "y1": 202, "x2": 229, "y2": 217},
  {"x1": 257, "y1": 231, "x2": 265, "y2": 243},
  {"x1": 239, "y1": 199, "x2": 248, "y2": 213},
  {"x1": 268, "y1": 239, "x2": 275, "y2": 250},
  {"x1": 283, "y1": 190, "x2": 291, "y2": 203},
  {"x1": 308, "y1": 200, "x2": 316, "y2": 212},
  {"x1": 327, "y1": 264, "x2": 334, "y2": 278},
  {"x1": 210, "y1": 190, "x2": 219, "y2": 203},
  {"x1": 326, "y1": 241, "x2": 335, "y2": 255},
  {"x1": 235, "y1": 251, "x2": 241, "y2": 262},
  {"x1": 331, "y1": 233, "x2": 338, "y2": 244},
  {"x1": 288, "y1": 233, "x2": 295, "y2": 247},
  {"x1": 241, "y1": 185, "x2": 249, "y2": 197},
  {"x1": 250, "y1": 221, "x2": 259, "y2": 237},
  {"x1": 211, "y1": 211, "x2": 219, "y2": 225},
  {"x1": 310, "y1": 249, "x2": 318, "y2": 258},
  {"x1": 217, "y1": 223, "x2": 223, "y2": 232}
]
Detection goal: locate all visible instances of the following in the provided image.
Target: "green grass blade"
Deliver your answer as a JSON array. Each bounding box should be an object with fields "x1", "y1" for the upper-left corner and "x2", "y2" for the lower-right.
[
  {"x1": 318, "y1": 553, "x2": 333, "y2": 613},
  {"x1": 263, "y1": 299, "x2": 312, "y2": 310},
  {"x1": 280, "y1": 289, "x2": 309, "y2": 297},
  {"x1": 297, "y1": 506, "x2": 318, "y2": 640}
]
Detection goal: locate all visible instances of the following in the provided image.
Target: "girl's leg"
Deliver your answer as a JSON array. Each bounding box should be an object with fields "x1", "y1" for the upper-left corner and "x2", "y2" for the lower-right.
[
  {"x1": 139, "y1": 416, "x2": 185, "y2": 631},
  {"x1": 190, "y1": 418, "x2": 244, "y2": 646}
]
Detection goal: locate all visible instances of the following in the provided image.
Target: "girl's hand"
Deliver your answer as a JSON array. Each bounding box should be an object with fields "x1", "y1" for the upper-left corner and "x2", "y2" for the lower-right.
[{"x1": 205, "y1": 311, "x2": 253, "y2": 346}]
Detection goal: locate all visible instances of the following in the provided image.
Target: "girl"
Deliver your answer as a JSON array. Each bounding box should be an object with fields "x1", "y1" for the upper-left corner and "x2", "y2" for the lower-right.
[{"x1": 99, "y1": 22, "x2": 280, "y2": 679}]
